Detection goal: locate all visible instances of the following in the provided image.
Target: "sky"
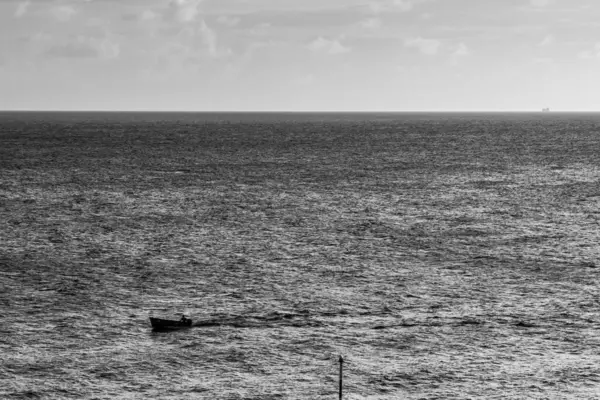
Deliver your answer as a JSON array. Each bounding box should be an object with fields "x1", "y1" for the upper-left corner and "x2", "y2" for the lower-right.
[{"x1": 1, "y1": 0, "x2": 599, "y2": 111}]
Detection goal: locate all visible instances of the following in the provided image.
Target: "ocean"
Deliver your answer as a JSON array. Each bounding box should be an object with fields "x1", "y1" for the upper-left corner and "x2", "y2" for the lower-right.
[{"x1": 2, "y1": 111, "x2": 600, "y2": 399}]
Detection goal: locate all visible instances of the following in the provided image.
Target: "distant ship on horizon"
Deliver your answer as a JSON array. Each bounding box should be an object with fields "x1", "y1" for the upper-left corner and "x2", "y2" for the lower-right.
[{"x1": 542, "y1": 108, "x2": 550, "y2": 112}]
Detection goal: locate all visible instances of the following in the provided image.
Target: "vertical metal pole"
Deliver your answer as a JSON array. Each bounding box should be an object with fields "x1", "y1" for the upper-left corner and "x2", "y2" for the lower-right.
[{"x1": 339, "y1": 355, "x2": 344, "y2": 400}]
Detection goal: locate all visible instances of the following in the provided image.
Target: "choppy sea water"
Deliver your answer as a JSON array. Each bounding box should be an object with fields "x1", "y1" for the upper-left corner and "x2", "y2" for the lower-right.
[{"x1": 2, "y1": 112, "x2": 600, "y2": 399}]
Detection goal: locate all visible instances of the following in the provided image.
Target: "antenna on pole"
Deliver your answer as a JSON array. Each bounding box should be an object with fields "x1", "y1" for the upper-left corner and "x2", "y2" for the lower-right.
[{"x1": 339, "y1": 355, "x2": 344, "y2": 400}]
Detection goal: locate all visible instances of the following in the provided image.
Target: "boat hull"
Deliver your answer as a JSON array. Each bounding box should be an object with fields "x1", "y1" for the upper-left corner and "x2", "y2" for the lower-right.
[{"x1": 150, "y1": 317, "x2": 192, "y2": 330}]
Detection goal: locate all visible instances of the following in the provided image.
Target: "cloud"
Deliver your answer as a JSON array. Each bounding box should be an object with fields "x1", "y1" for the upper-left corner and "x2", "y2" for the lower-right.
[
  {"x1": 166, "y1": 20, "x2": 231, "y2": 60},
  {"x1": 369, "y1": 0, "x2": 415, "y2": 14},
  {"x1": 405, "y1": 37, "x2": 441, "y2": 55},
  {"x1": 168, "y1": 0, "x2": 203, "y2": 23},
  {"x1": 360, "y1": 17, "x2": 382, "y2": 30},
  {"x1": 578, "y1": 43, "x2": 600, "y2": 60},
  {"x1": 99, "y1": 38, "x2": 121, "y2": 59},
  {"x1": 153, "y1": 0, "x2": 232, "y2": 59},
  {"x1": 453, "y1": 42, "x2": 469, "y2": 57},
  {"x1": 14, "y1": 0, "x2": 30, "y2": 18},
  {"x1": 199, "y1": 21, "x2": 232, "y2": 58},
  {"x1": 307, "y1": 37, "x2": 351, "y2": 54},
  {"x1": 449, "y1": 42, "x2": 469, "y2": 65},
  {"x1": 530, "y1": 0, "x2": 551, "y2": 7},
  {"x1": 52, "y1": 5, "x2": 77, "y2": 22},
  {"x1": 122, "y1": 8, "x2": 159, "y2": 22},
  {"x1": 538, "y1": 34, "x2": 554, "y2": 46},
  {"x1": 140, "y1": 9, "x2": 160, "y2": 21},
  {"x1": 45, "y1": 36, "x2": 120, "y2": 60},
  {"x1": 47, "y1": 42, "x2": 97, "y2": 59},
  {"x1": 217, "y1": 15, "x2": 241, "y2": 27},
  {"x1": 392, "y1": 0, "x2": 414, "y2": 12},
  {"x1": 199, "y1": 19, "x2": 219, "y2": 57},
  {"x1": 248, "y1": 23, "x2": 271, "y2": 36},
  {"x1": 216, "y1": 40, "x2": 281, "y2": 81}
]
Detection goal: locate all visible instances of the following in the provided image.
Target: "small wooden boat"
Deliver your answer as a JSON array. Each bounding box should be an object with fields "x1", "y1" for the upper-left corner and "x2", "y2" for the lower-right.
[{"x1": 150, "y1": 316, "x2": 192, "y2": 330}]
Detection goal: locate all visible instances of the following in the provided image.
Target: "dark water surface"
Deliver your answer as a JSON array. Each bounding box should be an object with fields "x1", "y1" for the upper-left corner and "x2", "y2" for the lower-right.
[
  {"x1": 2, "y1": 110, "x2": 599, "y2": 122},
  {"x1": 2, "y1": 112, "x2": 600, "y2": 399}
]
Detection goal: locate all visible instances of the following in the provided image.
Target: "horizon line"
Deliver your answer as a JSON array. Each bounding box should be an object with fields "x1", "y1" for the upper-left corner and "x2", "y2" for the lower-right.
[{"x1": 1, "y1": 109, "x2": 598, "y2": 113}]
